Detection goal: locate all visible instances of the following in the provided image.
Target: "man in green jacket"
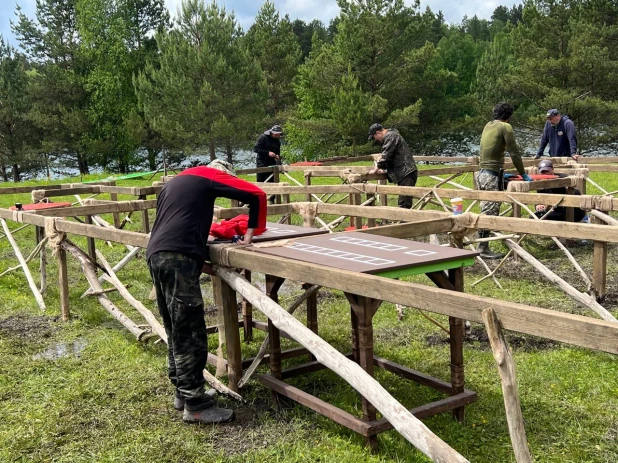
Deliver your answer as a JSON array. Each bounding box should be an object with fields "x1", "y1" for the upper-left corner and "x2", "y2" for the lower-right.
[{"x1": 476, "y1": 102, "x2": 531, "y2": 259}]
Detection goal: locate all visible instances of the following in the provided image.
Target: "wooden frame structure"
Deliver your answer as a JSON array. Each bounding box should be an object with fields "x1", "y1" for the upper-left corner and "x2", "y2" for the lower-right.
[{"x1": 1, "y1": 162, "x2": 618, "y2": 460}]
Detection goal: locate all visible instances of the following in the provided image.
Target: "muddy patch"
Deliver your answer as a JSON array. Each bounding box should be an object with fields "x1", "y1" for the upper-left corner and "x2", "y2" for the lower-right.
[
  {"x1": 210, "y1": 397, "x2": 315, "y2": 457},
  {"x1": 0, "y1": 314, "x2": 58, "y2": 348},
  {"x1": 426, "y1": 325, "x2": 559, "y2": 352}
]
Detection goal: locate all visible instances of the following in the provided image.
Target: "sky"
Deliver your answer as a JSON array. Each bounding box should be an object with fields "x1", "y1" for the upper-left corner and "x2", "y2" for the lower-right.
[{"x1": 0, "y1": 0, "x2": 511, "y2": 48}]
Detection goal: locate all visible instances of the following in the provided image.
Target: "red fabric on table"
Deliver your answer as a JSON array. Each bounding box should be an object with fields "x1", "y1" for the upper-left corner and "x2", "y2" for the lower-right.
[
  {"x1": 209, "y1": 214, "x2": 267, "y2": 239},
  {"x1": 9, "y1": 202, "x2": 72, "y2": 211}
]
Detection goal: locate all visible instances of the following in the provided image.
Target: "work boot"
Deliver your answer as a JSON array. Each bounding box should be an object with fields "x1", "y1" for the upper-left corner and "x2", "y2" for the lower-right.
[
  {"x1": 477, "y1": 241, "x2": 505, "y2": 260},
  {"x1": 174, "y1": 388, "x2": 217, "y2": 411},
  {"x1": 182, "y1": 395, "x2": 235, "y2": 424}
]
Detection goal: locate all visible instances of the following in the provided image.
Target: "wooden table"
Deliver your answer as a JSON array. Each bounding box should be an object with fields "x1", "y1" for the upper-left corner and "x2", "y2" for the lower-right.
[
  {"x1": 243, "y1": 232, "x2": 479, "y2": 449},
  {"x1": 207, "y1": 222, "x2": 328, "y2": 368}
]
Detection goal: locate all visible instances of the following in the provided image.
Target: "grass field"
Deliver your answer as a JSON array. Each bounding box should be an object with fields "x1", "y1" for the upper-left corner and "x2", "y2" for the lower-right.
[{"x1": 0, "y1": 166, "x2": 617, "y2": 463}]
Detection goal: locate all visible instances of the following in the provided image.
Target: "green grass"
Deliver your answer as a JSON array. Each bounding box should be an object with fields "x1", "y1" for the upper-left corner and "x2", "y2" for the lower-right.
[{"x1": 0, "y1": 167, "x2": 617, "y2": 462}]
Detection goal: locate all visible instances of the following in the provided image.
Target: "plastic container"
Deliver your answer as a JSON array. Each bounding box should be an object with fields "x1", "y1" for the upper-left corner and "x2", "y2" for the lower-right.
[{"x1": 450, "y1": 197, "x2": 463, "y2": 215}]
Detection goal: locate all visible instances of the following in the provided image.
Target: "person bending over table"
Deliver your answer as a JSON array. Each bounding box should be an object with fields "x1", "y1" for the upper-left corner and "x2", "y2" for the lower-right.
[{"x1": 147, "y1": 160, "x2": 267, "y2": 425}]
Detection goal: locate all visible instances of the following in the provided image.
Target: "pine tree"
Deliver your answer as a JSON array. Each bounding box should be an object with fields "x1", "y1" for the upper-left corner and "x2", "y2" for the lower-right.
[
  {"x1": 135, "y1": 0, "x2": 267, "y2": 161},
  {"x1": 245, "y1": 1, "x2": 301, "y2": 117}
]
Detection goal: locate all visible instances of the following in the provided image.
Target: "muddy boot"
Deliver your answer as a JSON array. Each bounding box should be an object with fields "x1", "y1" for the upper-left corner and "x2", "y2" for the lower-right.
[
  {"x1": 183, "y1": 395, "x2": 234, "y2": 424},
  {"x1": 477, "y1": 241, "x2": 504, "y2": 260},
  {"x1": 174, "y1": 388, "x2": 217, "y2": 411}
]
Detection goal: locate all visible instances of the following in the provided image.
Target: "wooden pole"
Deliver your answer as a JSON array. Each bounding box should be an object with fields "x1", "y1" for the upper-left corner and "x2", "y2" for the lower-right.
[
  {"x1": 482, "y1": 308, "x2": 532, "y2": 463},
  {"x1": 62, "y1": 241, "x2": 146, "y2": 339},
  {"x1": 501, "y1": 236, "x2": 617, "y2": 322},
  {"x1": 0, "y1": 218, "x2": 46, "y2": 310},
  {"x1": 58, "y1": 247, "x2": 70, "y2": 322},
  {"x1": 96, "y1": 250, "x2": 167, "y2": 341},
  {"x1": 215, "y1": 266, "x2": 470, "y2": 463}
]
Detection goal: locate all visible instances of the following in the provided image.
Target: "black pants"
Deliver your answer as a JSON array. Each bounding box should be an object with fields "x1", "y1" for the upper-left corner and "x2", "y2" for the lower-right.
[
  {"x1": 256, "y1": 165, "x2": 277, "y2": 183},
  {"x1": 534, "y1": 208, "x2": 586, "y2": 222},
  {"x1": 397, "y1": 171, "x2": 418, "y2": 209},
  {"x1": 148, "y1": 251, "x2": 208, "y2": 400}
]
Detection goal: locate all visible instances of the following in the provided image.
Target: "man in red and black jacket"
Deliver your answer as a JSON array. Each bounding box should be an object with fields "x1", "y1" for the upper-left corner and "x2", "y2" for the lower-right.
[{"x1": 147, "y1": 161, "x2": 266, "y2": 425}]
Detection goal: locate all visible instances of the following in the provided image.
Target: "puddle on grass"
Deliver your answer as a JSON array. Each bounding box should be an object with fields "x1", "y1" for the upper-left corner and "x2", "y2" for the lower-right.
[{"x1": 33, "y1": 338, "x2": 88, "y2": 360}]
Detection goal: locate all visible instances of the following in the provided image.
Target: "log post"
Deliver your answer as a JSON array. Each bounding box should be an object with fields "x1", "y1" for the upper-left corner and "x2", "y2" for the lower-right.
[
  {"x1": 241, "y1": 269, "x2": 253, "y2": 342},
  {"x1": 109, "y1": 181, "x2": 121, "y2": 228},
  {"x1": 304, "y1": 172, "x2": 312, "y2": 202},
  {"x1": 36, "y1": 225, "x2": 47, "y2": 294},
  {"x1": 378, "y1": 179, "x2": 387, "y2": 208},
  {"x1": 139, "y1": 195, "x2": 150, "y2": 233},
  {"x1": 366, "y1": 192, "x2": 376, "y2": 228},
  {"x1": 84, "y1": 215, "x2": 97, "y2": 264},
  {"x1": 449, "y1": 267, "x2": 465, "y2": 422},
  {"x1": 213, "y1": 276, "x2": 242, "y2": 392},
  {"x1": 482, "y1": 308, "x2": 532, "y2": 463},
  {"x1": 58, "y1": 247, "x2": 70, "y2": 322}
]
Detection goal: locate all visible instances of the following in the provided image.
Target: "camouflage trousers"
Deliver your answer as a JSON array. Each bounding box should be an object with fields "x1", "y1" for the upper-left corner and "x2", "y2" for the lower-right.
[
  {"x1": 475, "y1": 170, "x2": 502, "y2": 217},
  {"x1": 148, "y1": 251, "x2": 207, "y2": 399}
]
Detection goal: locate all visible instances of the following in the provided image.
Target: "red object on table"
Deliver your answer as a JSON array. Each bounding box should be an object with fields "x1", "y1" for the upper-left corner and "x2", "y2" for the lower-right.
[
  {"x1": 209, "y1": 214, "x2": 267, "y2": 240},
  {"x1": 9, "y1": 202, "x2": 72, "y2": 211},
  {"x1": 509, "y1": 174, "x2": 558, "y2": 180}
]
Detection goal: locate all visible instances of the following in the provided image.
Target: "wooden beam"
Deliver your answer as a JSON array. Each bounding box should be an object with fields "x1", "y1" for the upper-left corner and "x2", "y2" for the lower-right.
[{"x1": 209, "y1": 246, "x2": 618, "y2": 355}]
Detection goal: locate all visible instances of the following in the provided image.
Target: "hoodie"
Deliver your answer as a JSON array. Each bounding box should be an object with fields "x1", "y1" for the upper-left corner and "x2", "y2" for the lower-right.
[{"x1": 535, "y1": 115, "x2": 577, "y2": 158}]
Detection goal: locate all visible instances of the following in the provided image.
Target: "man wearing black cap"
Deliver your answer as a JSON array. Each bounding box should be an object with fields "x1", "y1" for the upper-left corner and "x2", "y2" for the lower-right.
[
  {"x1": 254, "y1": 125, "x2": 283, "y2": 183},
  {"x1": 534, "y1": 159, "x2": 586, "y2": 222},
  {"x1": 367, "y1": 123, "x2": 418, "y2": 208},
  {"x1": 535, "y1": 109, "x2": 579, "y2": 161}
]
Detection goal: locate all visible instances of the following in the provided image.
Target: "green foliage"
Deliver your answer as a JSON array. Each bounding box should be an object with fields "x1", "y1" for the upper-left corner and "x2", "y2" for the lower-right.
[
  {"x1": 245, "y1": 1, "x2": 302, "y2": 117},
  {"x1": 135, "y1": 0, "x2": 267, "y2": 160},
  {"x1": 13, "y1": 0, "x2": 93, "y2": 176},
  {"x1": 0, "y1": 37, "x2": 34, "y2": 181}
]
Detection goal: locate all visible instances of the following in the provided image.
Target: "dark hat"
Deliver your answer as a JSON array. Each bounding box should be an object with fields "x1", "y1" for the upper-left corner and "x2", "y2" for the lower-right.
[
  {"x1": 367, "y1": 123, "x2": 383, "y2": 140},
  {"x1": 546, "y1": 109, "x2": 560, "y2": 118},
  {"x1": 538, "y1": 159, "x2": 554, "y2": 173},
  {"x1": 270, "y1": 125, "x2": 283, "y2": 134}
]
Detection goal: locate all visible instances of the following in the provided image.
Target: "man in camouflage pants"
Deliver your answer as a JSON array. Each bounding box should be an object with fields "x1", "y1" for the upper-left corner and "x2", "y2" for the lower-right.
[
  {"x1": 476, "y1": 103, "x2": 531, "y2": 259},
  {"x1": 367, "y1": 123, "x2": 418, "y2": 209},
  {"x1": 147, "y1": 160, "x2": 267, "y2": 424}
]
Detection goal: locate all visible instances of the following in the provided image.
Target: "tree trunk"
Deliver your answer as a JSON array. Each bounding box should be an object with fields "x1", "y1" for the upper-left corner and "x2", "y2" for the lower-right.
[
  {"x1": 0, "y1": 158, "x2": 8, "y2": 182},
  {"x1": 209, "y1": 139, "x2": 216, "y2": 162},
  {"x1": 11, "y1": 164, "x2": 20, "y2": 183},
  {"x1": 147, "y1": 148, "x2": 158, "y2": 171},
  {"x1": 226, "y1": 141, "x2": 233, "y2": 164}
]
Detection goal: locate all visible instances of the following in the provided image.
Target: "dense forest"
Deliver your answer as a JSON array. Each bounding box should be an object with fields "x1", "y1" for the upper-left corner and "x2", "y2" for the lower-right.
[{"x1": 1, "y1": 0, "x2": 618, "y2": 181}]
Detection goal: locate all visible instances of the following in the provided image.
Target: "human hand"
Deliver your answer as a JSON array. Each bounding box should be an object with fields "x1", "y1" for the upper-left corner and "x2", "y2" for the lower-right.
[
  {"x1": 268, "y1": 151, "x2": 277, "y2": 157},
  {"x1": 521, "y1": 173, "x2": 533, "y2": 182},
  {"x1": 535, "y1": 205, "x2": 546, "y2": 212},
  {"x1": 572, "y1": 154, "x2": 580, "y2": 161}
]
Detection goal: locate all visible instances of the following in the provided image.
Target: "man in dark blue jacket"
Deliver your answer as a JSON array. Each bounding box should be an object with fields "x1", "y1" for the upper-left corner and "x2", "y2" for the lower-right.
[{"x1": 535, "y1": 109, "x2": 580, "y2": 161}]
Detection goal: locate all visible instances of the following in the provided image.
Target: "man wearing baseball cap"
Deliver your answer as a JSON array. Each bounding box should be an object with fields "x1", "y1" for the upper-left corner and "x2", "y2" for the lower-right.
[
  {"x1": 367, "y1": 123, "x2": 418, "y2": 208},
  {"x1": 535, "y1": 109, "x2": 579, "y2": 161},
  {"x1": 534, "y1": 159, "x2": 586, "y2": 222}
]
